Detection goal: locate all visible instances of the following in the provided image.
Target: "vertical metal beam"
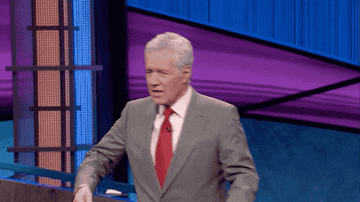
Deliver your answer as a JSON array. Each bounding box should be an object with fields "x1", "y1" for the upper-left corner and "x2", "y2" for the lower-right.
[
  {"x1": 90, "y1": 0, "x2": 97, "y2": 144},
  {"x1": 31, "y1": 0, "x2": 39, "y2": 183},
  {"x1": 58, "y1": 0, "x2": 67, "y2": 187},
  {"x1": 10, "y1": 0, "x2": 19, "y2": 163},
  {"x1": 67, "y1": 0, "x2": 76, "y2": 186},
  {"x1": 67, "y1": 0, "x2": 74, "y2": 68}
]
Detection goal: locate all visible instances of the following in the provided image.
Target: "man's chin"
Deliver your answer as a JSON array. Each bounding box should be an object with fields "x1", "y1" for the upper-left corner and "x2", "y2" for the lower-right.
[{"x1": 151, "y1": 97, "x2": 166, "y2": 105}]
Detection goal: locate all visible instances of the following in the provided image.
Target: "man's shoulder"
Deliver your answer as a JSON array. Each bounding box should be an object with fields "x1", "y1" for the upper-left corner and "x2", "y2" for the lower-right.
[
  {"x1": 124, "y1": 96, "x2": 154, "y2": 112},
  {"x1": 197, "y1": 92, "x2": 235, "y2": 110},
  {"x1": 124, "y1": 91, "x2": 236, "y2": 113},
  {"x1": 193, "y1": 93, "x2": 240, "y2": 123},
  {"x1": 119, "y1": 96, "x2": 155, "y2": 119},
  {"x1": 127, "y1": 96, "x2": 153, "y2": 106}
]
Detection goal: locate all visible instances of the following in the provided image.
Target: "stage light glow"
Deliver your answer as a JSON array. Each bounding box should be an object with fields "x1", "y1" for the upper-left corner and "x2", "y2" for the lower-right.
[{"x1": 73, "y1": 0, "x2": 93, "y2": 147}]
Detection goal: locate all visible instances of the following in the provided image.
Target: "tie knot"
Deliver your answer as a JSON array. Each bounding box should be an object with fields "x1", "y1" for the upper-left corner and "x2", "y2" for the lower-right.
[{"x1": 163, "y1": 107, "x2": 173, "y2": 118}]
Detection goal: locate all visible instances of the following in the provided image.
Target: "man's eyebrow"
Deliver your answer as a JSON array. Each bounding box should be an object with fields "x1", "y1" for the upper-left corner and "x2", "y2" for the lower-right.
[{"x1": 146, "y1": 68, "x2": 166, "y2": 72}]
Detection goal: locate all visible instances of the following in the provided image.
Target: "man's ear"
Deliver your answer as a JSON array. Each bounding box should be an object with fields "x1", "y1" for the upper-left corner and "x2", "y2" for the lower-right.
[{"x1": 181, "y1": 65, "x2": 191, "y2": 81}]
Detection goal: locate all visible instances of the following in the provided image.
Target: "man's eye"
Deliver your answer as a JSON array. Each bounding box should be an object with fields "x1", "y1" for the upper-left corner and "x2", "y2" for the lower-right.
[{"x1": 146, "y1": 70, "x2": 166, "y2": 75}]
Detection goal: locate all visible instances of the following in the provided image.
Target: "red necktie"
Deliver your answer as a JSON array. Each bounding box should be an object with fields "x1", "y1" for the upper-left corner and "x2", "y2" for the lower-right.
[{"x1": 155, "y1": 106, "x2": 174, "y2": 188}]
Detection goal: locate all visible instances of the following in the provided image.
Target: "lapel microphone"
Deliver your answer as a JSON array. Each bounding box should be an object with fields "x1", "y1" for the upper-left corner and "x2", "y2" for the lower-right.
[{"x1": 166, "y1": 127, "x2": 172, "y2": 132}]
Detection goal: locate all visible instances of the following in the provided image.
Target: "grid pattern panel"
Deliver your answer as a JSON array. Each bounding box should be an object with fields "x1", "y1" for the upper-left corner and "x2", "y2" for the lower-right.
[
  {"x1": 73, "y1": 0, "x2": 91, "y2": 64},
  {"x1": 65, "y1": 70, "x2": 70, "y2": 106},
  {"x1": 9, "y1": 0, "x2": 95, "y2": 187},
  {"x1": 37, "y1": 31, "x2": 60, "y2": 66},
  {"x1": 75, "y1": 71, "x2": 92, "y2": 145},
  {"x1": 38, "y1": 111, "x2": 61, "y2": 147},
  {"x1": 66, "y1": 151, "x2": 71, "y2": 187},
  {"x1": 66, "y1": 151, "x2": 71, "y2": 173},
  {"x1": 73, "y1": 0, "x2": 93, "y2": 146},
  {"x1": 33, "y1": 0, "x2": 73, "y2": 187},
  {"x1": 38, "y1": 151, "x2": 61, "y2": 186},
  {"x1": 66, "y1": 111, "x2": 71, "y2": 147},
  {"x1": 63, "y1": 0, "x2": 68, "y2": 26},
  {"x1": 64, "y1": 31, "x2": 69, "y2": 66},
  {"x1": 65, "y1": 111, "x2": 71, "y2": 187},
  {"x1": 38, "y1": 71, "x2": 60, "y2": 107},
  {"x1": 35, "y1": 0, "x2": 59, "y2": 26}
]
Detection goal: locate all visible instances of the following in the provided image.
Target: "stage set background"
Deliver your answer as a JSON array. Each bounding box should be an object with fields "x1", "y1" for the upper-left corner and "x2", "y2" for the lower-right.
[{"x1": 1, "y1": 0, "x2": 359, "y2": 202}]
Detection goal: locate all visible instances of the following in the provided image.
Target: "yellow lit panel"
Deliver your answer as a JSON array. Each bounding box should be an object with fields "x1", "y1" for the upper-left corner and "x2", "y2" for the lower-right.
[
  {"x1": 38, "y1": 111, "x2": 61, "y2": 147},
  {"x1": 63, "y1": 0, "x2": 68, "y2": 26},
  {"x1": 35, "y1": 0, "x2": 59, "y2": 26},
  {"x1": 34, "y1": 0, "x2": 73, "y2": 188},
  {"x1": 38, "y1": 151, "x2": 61, "y2": 186},
  {"x1": 66, "y1": 111, "x2": 71, "y2": 147},
  {"x1": 37, "y1": 31, "x2": 60, "y2": 66},
  {"x1": 38, "y1": 71, "x2": 60, "y2": 107},
  {"x1": 65, "y1": 70, "x2": 70, "y2": 106},
  {"x1": 64, "y1": 30, "x2": 69, "y2": 65},
  {"x1": 66, "y1": 151, "x2": 71, "y2": 187}
]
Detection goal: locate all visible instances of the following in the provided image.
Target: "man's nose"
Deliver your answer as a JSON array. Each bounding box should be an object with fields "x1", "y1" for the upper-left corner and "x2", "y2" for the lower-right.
[{"x1": 148, "y1": 73, "x2": 160, "y2": 84}]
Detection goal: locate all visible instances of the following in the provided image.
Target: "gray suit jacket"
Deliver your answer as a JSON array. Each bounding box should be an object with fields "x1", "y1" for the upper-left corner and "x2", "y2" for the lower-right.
[{"x1": 75, "y1": 86, "x2": 259, "y2": 202}]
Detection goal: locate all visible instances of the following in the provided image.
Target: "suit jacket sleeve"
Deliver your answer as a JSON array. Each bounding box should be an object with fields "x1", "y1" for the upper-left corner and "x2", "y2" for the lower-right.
[
  {"x1": 74, "y1": 102, "x2": 130, "y2": 193},
  {"x1": 218, "y1": 105, "x2": 259, "y2": 202}
]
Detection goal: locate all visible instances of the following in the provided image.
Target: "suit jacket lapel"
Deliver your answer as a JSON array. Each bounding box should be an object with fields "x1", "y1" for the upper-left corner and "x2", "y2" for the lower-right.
[
  {"x1": 160, "y1": 87, "x2": 205, "y2": 193},
  {"x1": 143, "y1": 102, "x2": 163, "y2": 192}
]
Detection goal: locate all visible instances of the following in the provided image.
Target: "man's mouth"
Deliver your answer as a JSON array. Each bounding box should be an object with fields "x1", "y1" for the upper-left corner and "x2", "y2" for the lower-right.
[{"x1": 152, "y1": 90, "x2": 163, "y2": 95}]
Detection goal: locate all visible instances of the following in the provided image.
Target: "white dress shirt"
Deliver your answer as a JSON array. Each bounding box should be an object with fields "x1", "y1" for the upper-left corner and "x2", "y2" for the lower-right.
[{"x1": 150, "y1": 85, "x2": 193, "y2": 164}]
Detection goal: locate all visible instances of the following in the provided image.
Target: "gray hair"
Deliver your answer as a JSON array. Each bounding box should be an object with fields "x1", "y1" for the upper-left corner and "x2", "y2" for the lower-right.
[{"x1": 145, "y1": 32, "x2": 193, "y2": 83}]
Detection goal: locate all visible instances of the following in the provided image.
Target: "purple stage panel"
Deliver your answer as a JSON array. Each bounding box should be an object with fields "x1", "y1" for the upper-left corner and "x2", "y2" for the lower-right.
[
  {"x1": 248, "y1": 83, "x2": 360, "y2": 129},
  {"x1": 127, "y1": 11, "x2": 360, "y2": 129},
  {"x1": 0, "y1": 1, "x2": 12, "y2": 113}
]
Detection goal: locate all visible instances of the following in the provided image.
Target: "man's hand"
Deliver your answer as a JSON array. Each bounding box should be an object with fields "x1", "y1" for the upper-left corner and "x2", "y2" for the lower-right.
[{"x1": 73, "y1": 184, "x2": 93, "y2": 202}]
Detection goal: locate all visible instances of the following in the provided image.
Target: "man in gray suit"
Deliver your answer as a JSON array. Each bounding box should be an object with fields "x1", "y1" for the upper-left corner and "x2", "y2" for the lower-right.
[{"x1": 73, "y1": 32, "x2": 259, "y2": 202}]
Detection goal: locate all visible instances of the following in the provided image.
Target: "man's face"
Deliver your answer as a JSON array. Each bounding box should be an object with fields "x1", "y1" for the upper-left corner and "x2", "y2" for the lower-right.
[{"x1": 145, "y1": 49, "x2": 191, "y2": 107}]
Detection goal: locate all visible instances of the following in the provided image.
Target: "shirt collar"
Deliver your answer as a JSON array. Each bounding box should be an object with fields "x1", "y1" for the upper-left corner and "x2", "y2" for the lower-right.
[{"x1": 158, "y1": 85, "x2": 192, "y2": 118}]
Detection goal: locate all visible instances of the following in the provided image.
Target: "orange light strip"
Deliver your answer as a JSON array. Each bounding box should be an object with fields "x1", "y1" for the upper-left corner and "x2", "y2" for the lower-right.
[{"x1": 35, "y1": 0, "x2": 71, "y2": 187}]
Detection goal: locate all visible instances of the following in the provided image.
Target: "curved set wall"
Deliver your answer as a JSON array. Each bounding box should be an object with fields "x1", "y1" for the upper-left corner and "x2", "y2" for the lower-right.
[{"x1": 127, "y1": 11, "x2": 360, "y2": 130}]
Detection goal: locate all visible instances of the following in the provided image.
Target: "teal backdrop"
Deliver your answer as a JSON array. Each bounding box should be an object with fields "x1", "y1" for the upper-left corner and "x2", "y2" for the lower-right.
[
  {"x1": 241, "y1": 118, "x2": 360, "y2": 201},
  {"x1": 0, "y1": 120, "x2": 14, "y2": 178},
  {"x1": 1, "y1": 118, "x2": 359, "y2": 201}
]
